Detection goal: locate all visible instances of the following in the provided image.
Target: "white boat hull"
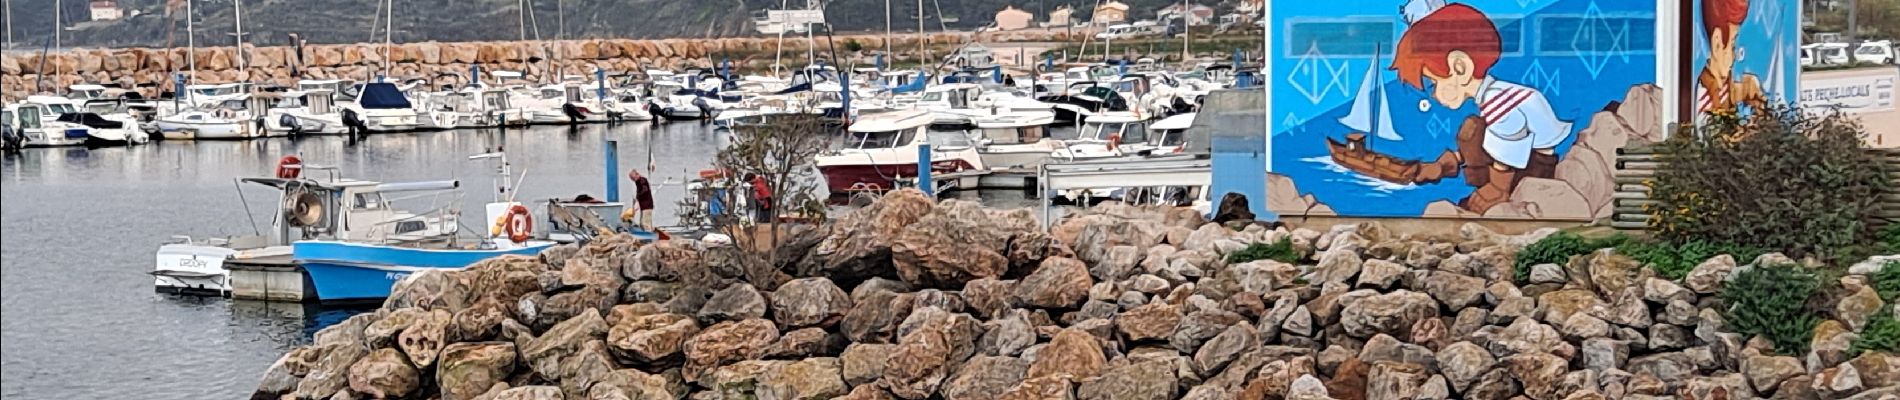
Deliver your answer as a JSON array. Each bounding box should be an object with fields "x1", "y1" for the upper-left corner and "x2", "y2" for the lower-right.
[
  {"x1": 153, "y1": 243, "x2": 240, "y2": 295},
  {"x1": 157, "y1": 120, "x2": 258, "y2": 140}
]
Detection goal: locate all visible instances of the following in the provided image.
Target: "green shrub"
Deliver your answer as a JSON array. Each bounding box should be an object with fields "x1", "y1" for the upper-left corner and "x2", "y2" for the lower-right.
[
  {"x1": 1882, "y1": 225, "x2": 1900, "y2": 255},
  {"x1": 1514, "y1": 232, "x2": 1627, "y2": 283},
  {"x1": 1617, "y1": 239, "x2": 1762, "y2": 280},
  {"x1": 1852, "y1": 310, "x2": 1900, "y2": 356},
  {"x1": 1874, "y1": 261, "x2": 1900, "y2": 301},
  {"x1": 1722, "y1": 262, "x2": 1823, "y2": 355},
  {"x1": 1647, "y1": 105, "x2": 1888, "y2": 263},
  {"x1": 844, "y1": 39, "x2": 864, "y2": 52},
  {"x1": 1227, "y1": 238, "x2": 1300, "y2": 264}
]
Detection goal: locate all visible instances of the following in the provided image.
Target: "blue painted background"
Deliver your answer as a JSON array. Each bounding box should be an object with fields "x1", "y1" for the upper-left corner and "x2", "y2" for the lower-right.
[
  {"x1": 1268, "y1": 0, "x2": 1658, "y2": 217},
  {"x1": 1691, "y1": 0, "x2": 1802, "y2": 110}
]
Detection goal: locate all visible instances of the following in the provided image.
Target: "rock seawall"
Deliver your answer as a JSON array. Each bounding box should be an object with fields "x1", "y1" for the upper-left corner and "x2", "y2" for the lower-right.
[
  {"x1": 1, "y1": 31, "x2": 1078, "y2": 102},
  {"x1": 253, "y1": 189, "x2": 1900, "y2": 400}
]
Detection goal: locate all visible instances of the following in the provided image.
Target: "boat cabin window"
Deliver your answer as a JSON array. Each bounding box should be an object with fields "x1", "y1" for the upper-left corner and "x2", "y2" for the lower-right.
[
  {"x1": 539, "y1": 89, "x2": 564, "y2": 100},
  {"x1": 845, "y1": 129, "x2": 915, "y2": 149},
  {"x1": 1085, "y1": 121, "x2": 1149, "y2": 144},
  {"x1": 2, "y1": 110, "x2": 13, "y2": 127},
  {"x1": 353, "y1": 192, "x2": 387, "y2": 210},
  {"x1": 310, "y1": 96, "x2": 334, "y2": 114},
  {"x1": 484, "y1": 93, "x2": 510, "y2": 110},
  {"x1": 927, "y1": 128, "x2": 975, "y2": 150},
  {"x1": 565, "y1": 87, "x2": 584, "y2": 103},
  {"x1": 979, "y1": 126, "x2": 1047, "y2": 144},
  {"x1": 45, "y1": 103, "x2": 78, "y2": 115},
  {"x1": 85, "y1": 102, "x2": 120, "y2": 115},
  {"x1": 1154, "y1": 129, "x2": 1188, "y2": 147},
  {"x1": 16, "y1": 107, "x2": 42, "y2": 128},
  {"x1": 395, "y1": 220, "x2": 428, "y2": 234}
]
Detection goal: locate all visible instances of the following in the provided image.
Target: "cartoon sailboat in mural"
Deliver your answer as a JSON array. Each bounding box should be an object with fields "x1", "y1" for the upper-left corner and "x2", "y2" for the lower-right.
[{"x1": 1326, "y1": 45, "x2": 1459, "y2": 185}]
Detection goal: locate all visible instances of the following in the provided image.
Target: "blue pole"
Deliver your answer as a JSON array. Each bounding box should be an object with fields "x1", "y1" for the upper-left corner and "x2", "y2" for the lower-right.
[
  {"x1": 840, "y1": 73, "x2": 852, "y2": 123},
  {"x1": 605, "y1": 140, "x2": 621, "y2": 202},
  {"x1": 596, "y1": 68, "x2": 607, "y2": 100},
  {"x1": 875, "y1": 54, "x2": 885, "y2": 71},
  {"x1": 471, "y1": 63, "x2": 481, "y2": 87},
  {"x1": 916, "y1": 143, "x2": 933, "y2": 197}
]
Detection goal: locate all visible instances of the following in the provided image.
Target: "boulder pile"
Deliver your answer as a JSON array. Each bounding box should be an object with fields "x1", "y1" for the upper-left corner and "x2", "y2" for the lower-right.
[
  {"x1": 254, "y1": 189, "x2": 1900, "y2": 400},
  {"x1": 2, "y1": 30, "x2": 1080, "y2": 103}
]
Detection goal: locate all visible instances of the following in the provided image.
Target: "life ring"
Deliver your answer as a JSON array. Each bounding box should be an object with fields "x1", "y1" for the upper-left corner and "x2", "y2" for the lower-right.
[
  {"x1": 498, "y1": 204, "x2": 533, "y2": 243},
  {"x1": 1107, "y1": 134, "x2": 1121, "y2": 153},
  {"x1": 275, "y1": 155, "x2": 303, "y2": 179}
]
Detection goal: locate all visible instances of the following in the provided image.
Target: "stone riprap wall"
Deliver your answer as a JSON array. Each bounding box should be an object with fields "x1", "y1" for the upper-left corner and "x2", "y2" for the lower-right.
[
  {"x1": 252, "y1": 189, "x2": 1900, "y2": 400},
  {"x1": 0, "y1": 30, "x2": 1079, "y2": 102}
]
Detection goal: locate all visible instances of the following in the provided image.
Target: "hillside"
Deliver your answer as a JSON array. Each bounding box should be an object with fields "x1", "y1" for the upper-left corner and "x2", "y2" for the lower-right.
[{"x1": 1, "y1": 0, "x2": 1197, "y2": 49}]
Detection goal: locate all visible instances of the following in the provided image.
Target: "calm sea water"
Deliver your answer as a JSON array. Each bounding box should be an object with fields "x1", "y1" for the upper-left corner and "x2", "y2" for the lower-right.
[{"x1": 1, "y1": 122, "x2": 1044, "y2": 399}]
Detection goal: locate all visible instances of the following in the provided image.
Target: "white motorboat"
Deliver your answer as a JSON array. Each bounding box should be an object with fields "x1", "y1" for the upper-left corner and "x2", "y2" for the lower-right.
[
  {"x1": 415, "y1": 86, "x2": 529, "y2": 129},
  {"x1": 341, "y1": 82, "x2": 422, "y2": 132},
  {"x1": 972, "y1": 112, "x2": 1064, "y2": 169},
  {"x1": 77, "y1": 98, "x2": 158, "y2": 144},
  {"x1": 24, "y1": 95, "x2": 149, "y2": 145},
  {"x1": 2, "y1": 102, "x2": 94, "y2": 147},
  {"x1": 652, "y1": 81, "x2": 717, "y2": 121},
  {"x1": 1053, "y1": 111, "x2": 1157, "y2": 161},
  {"x1": 815, "y1": 109, "x2": 986, "y2": 194},
  {"x1": 263, "y1": 90, "x2": 348, "y2": 136},
  {"x1": 156, "y1": 94, "x2": 270, "y2": 140}
]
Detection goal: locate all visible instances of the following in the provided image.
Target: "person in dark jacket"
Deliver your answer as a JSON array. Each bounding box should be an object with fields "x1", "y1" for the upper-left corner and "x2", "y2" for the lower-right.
[{"x1": 620, "y1": 169, "x2": 655, "y2": 231}]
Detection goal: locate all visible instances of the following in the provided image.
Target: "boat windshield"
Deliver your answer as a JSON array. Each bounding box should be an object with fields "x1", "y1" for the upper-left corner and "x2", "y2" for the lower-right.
[
  {"x1": 46, "y1": 104, "x2": 78, "y2": 114},
  {"x1": 1154, "y1": 129, "x2": 1187, "y2": 146},
  {"x1": 927, "y1": 128, "x2": 975, "y2": 150},
  {"x1": 845, "y1": 129, "x2": 914, "y2": 149},
  {"x1": 85, "y1": 102, "x2": 121, "y2": 114},
  {"x1": 1085, "y1": 121, "x2": 1149, "y2": 143}
]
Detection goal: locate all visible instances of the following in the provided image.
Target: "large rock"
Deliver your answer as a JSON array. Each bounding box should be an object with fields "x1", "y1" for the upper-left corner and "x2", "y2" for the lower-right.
[
  {"x1": 1502, "y1": 352, "x2": 1568, "y2": 400},
  {"x1": 586, "y1": 368, "x2": 678, "y2": 399},
  {"x1": 884, "y1": 307, "x2": 983, "y2": 399},
  {"x1": 295, "y1": 342, "x2": 369, "y2": 399},
  {"x1": 1339, "y1": 290, "x2": 1439, "y2": 339},
  {"x1": 964, "y1": 279, "x2": 1018, "y2": 318},
  {"x1": 348, "y1": 348, "x2": 420, "y2": 399},
  {"x1": 606, "y1": 313, "x2": 699, "y2": 364},
  {"x1": 757, "y1": 357, "x2": 848, "y2": 400},
  {"x1": 1312, "y1": 248, "x2": 1364, "y2": 284},
  {"x1": 807, "y1": 189, "x2": 933, "y2": 283},
  {"x1": 1683, "y1": 255, "x2": 1735, "y2": 294},
  {"x1": 682, "y1": 318, "x2": 780, "y2": 379},
  {"x1": 1836, "y1": 285, "x2": 1885, "y2": 331},
  {"x1": 438, "y1": 342, "x2": 518, "y2": 400},
  {"x1": 1193, "y1": 322, "x2": 1258, "y2": 374},
  {"x1": 518, "y1": 309, "x2": 608, "y2": 382},
  {"x1": 1076, "y1": 360, "x2": 1178, "y2": 400},
  {"x1": 771, "y1": 277, "x2": 853, "y2": 328},
  {"x1": 998, "y1": 375, "x2": 1077, "y2": 400},
  {"x1": 699, "y1": 283, "x2": 768, "y2": 323},
  {"x1": 1422, "y1": 272, "x2": 1487, "y2": 311},
  {"x1": 1015, "y1": 257, "x2": 1095, "y2": 309},
  {"x1": 1365, "y1": 361, "x2": 1430, "y2": 400},
  {"x1": 1847, "y1": 352, "x2": 1900, "y2": 389},
  {"x1": 1743, "y1": 355, "x2": 1805, "y2": 394},
  {"x1": 399, "y1": 309, "x2": 451, "y2": 369},
  {"x1": 1117, "y1": 303, "x2": 1183, "y2": 342},
  {"x1": 1359, "y1": 334, "x2": 1438, "y2": 372},
  {"x1": 840, "y1": 343, "x2": 897, "y2": 387},
  {"x1": 942, "y1": 356, "x2": 1032, "y2": 400},
  {"x1": 979, "y1": 310, "x2": 1037, "y2": 357},
  {"x1": 891, "y1": 200, "x2": 1030, "y2": 288},
  {"x1": 1027, "y1": 328, "x2": 1107, "y2": 381},
  {"x1": 1436, "y1": 341, "x2": 1495, "y2": 393}
]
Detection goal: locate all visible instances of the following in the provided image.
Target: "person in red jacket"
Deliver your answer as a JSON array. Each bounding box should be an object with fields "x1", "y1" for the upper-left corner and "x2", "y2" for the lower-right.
[
  {"x1": 620, "y1": 169, "x2": 655, "y2": 231},
  {"x1": 747, "y1": 173, "x2": 773, "y2": 223}
]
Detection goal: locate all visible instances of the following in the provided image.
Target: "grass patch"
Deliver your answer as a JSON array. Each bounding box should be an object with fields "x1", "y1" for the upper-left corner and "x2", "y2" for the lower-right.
[
  {"x1": 1852, "y1": 310, "x2": 1900, "y2": 357},
  {"x1": 1514, "y1": 232, "x2": 1629, "y2": 283},
  {"x1": 1618, "y1": 240, "x2": 1762, "y2": 281},
  {"x1": 1226, "y1": 237, "x2": 1300, "y2": 264}
]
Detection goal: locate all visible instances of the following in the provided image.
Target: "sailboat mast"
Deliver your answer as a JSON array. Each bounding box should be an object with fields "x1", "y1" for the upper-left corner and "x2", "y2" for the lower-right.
[
  {"x1": 188, "y1": 0, "x2": 196, "y2": 82},
  {"x1": 916, "y1": 0, "x2": 923, "y2": 62},
  {"x1": 1368, "y1": 43, "x2": 1381, "y2": 149},
  {"x1": 53, "y1": 0, "x2": 59, "y2": 49},
  {"x1": 884, "y1": 0, "x2": 892, "y2": 58},
  {"x1": 518, "y1": 0, "x2": 527, "y2": 41},
  {"x1": 1180, "y1": 0, "x2": 1189, "y2": 64},
  {"x1": 235, "y1": 0, "x2": 247, "y2": 72},
  {"x1": 384, "y1": 0, "x2": 393, "y2": 78}
]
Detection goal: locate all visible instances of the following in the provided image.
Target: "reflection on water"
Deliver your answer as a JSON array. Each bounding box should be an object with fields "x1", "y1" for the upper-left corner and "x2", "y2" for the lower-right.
[{"x1": 0, "y1": 122, "x2": 1047, "y2": 399}]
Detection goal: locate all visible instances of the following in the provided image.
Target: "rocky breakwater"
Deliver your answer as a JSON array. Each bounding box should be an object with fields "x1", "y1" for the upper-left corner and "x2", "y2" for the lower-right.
[
  {"x1": 1, "y1": 30, "x2": 1079, "y2": 103},
  {"x1": 252, "y1": 189, "x2": 1900, "y2": 400}
]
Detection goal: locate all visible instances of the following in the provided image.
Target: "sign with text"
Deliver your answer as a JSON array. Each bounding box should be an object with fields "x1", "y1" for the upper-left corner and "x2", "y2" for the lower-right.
[
  {"x1": 768, "y1": 10, "x2": 826, "y2": 26},
  {"x1": 1802, "y1": 71, "x2": 1898, "y2": 114}
]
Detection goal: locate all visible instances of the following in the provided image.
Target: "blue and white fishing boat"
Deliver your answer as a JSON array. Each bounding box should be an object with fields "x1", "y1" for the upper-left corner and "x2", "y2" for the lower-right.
[{"x1": 289, "y1": 150, "x2": 558, "y2": 302}]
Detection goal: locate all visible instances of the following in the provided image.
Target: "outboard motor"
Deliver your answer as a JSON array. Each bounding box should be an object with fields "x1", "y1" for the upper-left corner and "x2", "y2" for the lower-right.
[
  {"x1": 1, "y1": 123, "x2": 20, "y2": 151},
  {"x1": 278, "y1": 114, "x2": 304, "y2": 136},
  {"x1": 341, "y1": 109, "x2": 366, "y2": 137},
  {"x1": 692, "y1": 98, "x2": 712, "y2": 122},
  {"x1": 561, "y1": 103, "x2": 587, "y2": 124}
]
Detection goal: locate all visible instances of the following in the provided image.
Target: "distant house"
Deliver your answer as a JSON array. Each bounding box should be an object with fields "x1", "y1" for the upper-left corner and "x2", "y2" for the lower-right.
[
  {"x1": 1235, "y1": 0, "x2": 1264, "y2": 15},
  {"x1": 1093, "y1": 1, "x2": 1130, "y2": 25},
  {"x1": 1157, "y1": 4, "x2": 1216, "y2": 26},
  {"x1": 994, "y1": 6, "x2": 1033, "y2": 31},
  {"x1": 1047, "y1": 6, "x2": 1074, "y2": 27},
  {"x1": 90, "y1": 0, "x2": 123, "y2": 21}
]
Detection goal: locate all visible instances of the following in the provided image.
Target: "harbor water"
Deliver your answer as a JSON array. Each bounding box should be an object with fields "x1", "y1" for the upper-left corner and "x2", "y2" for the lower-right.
[{"x1": 0, "y1": 122, "x2": 1052, "y2": 399}]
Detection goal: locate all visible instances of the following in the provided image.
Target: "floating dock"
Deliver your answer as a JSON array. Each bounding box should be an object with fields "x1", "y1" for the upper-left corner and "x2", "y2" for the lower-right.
[{"x1": 225, "y1": 256, "x2": 315, "y2": 302}]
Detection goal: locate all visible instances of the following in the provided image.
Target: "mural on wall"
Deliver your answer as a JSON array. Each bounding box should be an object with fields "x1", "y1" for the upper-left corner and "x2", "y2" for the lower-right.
[
  {"x1": 1692, "y1": 0, "x2": 1800, "y2": 122},
  {"x1": 1268, "y1": 0, "x2": 1667, "y2": 220}
]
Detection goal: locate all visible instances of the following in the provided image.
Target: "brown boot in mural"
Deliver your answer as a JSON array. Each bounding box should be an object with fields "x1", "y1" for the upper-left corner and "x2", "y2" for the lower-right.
[
  {"x1": 1455, "y1": 116, "x2": 1492, "y2": 187},
  {"x1": 1461, "y1": 164, "x2": 1520, "y2": 214},
  {"x1": 1524, "y1": 149, "x2": 1559, "y2": 179}
]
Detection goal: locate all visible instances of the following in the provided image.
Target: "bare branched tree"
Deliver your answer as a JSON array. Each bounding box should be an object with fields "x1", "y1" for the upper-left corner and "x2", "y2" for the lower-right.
[{"x1": 675, "y1": 113, "x2": 835, "y2": 264}]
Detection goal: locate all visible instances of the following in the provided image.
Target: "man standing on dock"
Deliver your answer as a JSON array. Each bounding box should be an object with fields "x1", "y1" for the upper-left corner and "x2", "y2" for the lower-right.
[{"x1": 622, "y1": 169, "x2": 655, "y2": 232}]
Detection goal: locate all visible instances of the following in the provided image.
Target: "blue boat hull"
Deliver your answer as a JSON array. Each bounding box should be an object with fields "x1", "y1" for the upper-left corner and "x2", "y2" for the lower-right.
[{"x1": 293, "y1": 241, "x2": 554, "y2": 301}]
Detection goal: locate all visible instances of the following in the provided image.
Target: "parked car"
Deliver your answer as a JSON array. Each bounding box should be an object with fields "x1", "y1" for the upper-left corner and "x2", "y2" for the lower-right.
[
  {"x1": 1855, "y1": 40, "x2": 1894, "y2": 64},
  {"x1": 1801, "y1": 44, "x2": 1817, "y2": 66},
  {"x1": 1817, "y1": 42, "x2": 1852, "y2": 65},
  {"x1": 1095, "y1": 24, "x2": 1139, "y2": 40}
]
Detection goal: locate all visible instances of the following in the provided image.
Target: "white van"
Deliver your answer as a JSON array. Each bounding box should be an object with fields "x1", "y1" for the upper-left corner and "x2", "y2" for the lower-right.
[
  {"x1": 1818, "y1": 43, "x2": 1852, "y2": 65},
  {"x1": 1095, "y1": 24, "x2": 1141, "y2": 40}
]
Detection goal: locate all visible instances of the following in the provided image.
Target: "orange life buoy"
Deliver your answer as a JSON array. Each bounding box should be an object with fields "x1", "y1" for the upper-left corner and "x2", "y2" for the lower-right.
[
  {"x1": 1107, "y1": 134, "x2": 1122, "y2": 152},
  {"x1": 502, "y1": 204, "x2": 533, "y2": 243},
  {"x1": 275, "y1": 155, "x2": 303, "y2": 179}
]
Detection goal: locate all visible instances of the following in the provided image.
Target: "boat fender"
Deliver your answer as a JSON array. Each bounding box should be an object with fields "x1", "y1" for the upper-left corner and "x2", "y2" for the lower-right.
[
  {"x1": 275, "y1": 155, "x2": 304, "y2": 179},
  {"x1": 495, "y1": 204, "x2": 533, "y2": 243}
]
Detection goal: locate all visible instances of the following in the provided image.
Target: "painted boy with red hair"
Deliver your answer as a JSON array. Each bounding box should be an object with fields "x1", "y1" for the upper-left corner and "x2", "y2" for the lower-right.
[
  {"x1": 1698, "y1": 0, "x2": 1766, "y2": 116},
  {"x1": 1390, "y1": 0, "x2": 1572, "y2": 213}
]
